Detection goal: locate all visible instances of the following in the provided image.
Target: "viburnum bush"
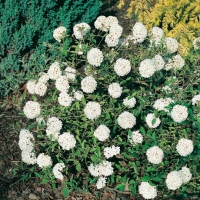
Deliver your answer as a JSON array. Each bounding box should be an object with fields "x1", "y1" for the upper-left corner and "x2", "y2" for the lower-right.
[{"x1": 15, "y1": 16, "x2": 200, "y2": 199}]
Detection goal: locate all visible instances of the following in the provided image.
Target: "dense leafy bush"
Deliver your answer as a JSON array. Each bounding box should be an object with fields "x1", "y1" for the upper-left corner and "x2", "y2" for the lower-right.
[
  {"x1": 0, "y1": 0, "x2": 101, "y2": 98},
  {"x1": 13, "y1": 16, "x2": 200, "y2": 199}
]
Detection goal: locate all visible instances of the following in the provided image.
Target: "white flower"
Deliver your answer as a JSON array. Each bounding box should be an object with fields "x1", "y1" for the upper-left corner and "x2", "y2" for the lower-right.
[
  {"x1": 34, "y1": 82, "x2": 47, "y2": 96},
  {"x1": 138, "y1": 182, "x2": 157, "y2": 199},
  {"x1": 165, "y1": 54, "x2": 185, "y2": 70},
  {"x1": 114, "y1": 58, "x2": 131, "y2": 76},
  {"x1": 153, "y1": 98, "x2": 173, "y2": 112},
  {"x1": 108, "y1": 82, "x2": 122, "y2": 98},
  {"x1": 55, "y1": 76, "x2": 70, "y2": 92},
  {"x1": 84, "y1": 101, "x2": 101, "y2": 120},
  {"x1": 94, "y1": 124, "x2": 110, "y2": 141},
  {"x1": 94, "y1": 16, "x2": 109, "y2": 32},
  {"x1": 166, "y1": 171, "x2": 183, "y2": 190},
  {"x1": 146, "y1": 113, "x2": 161, "y2": 128},
  {"x1": 58, "y1": 132, "x2": 76, "y2": 150},
  {"x1": 21, "y1": 151, "x2": 37, "y2": 165},
  {"x1": 64, "y1": 67, "x2": 76, "y2": 81},
  {"x1": 139, "y1": 59, "x2": 156, "y2": 78},
  {"x1": 128, "y1": 130, "x2": 143, "y2": 145},
  {"x1": 26, "y1": 80, "x2": 36, "y2": 94},
  {"x1": 165, "y1": 37, "x2": 179, "y2": 53},
  {"x1": 178, "y1": 166, "x2": 192, "y2": 184},
  {"x1": 87, "y1": 48, "x2": 103, "y2": 67},
  {"x1": 109, "y1": 22, "x2": 123, "y2": 38},
  {"x1": 132, "y1": 22, "x2": 147, "y2": 43},
  {"x1": 153, "y1": 55, "x2": 165, "y2": 71},
  {"x1": 103, "y1": 145, "x2": 120, "y2": 158},
  {"x1": 171, "y1": 105, "x2": 188, "y2": 123},
  {"x1": 149, "y1": 26, "x2": 164, "y2": 47},
  {"x1": 105, "y1": 33, "x2": 119, "y2": 47},
  {"x1": 146, "y1": 146, "x2": 164, "y2": 164},
  {"x1": 176, "y1": 138, "x2": 194, "y2": 157},
  {"x1": 192, "y1": 94, "x2": 200, "y2": 105},
  {"x1": 123, "y1": 96, "x2": 136, "y2": 108},
  {"x1": 53, "y1": 26, "x2": 66, "y2": 42},
  {"x1": 81, "y1": 76, "x2": 97, "y2": 93},
  {"x1": 53, "y1": 163, "x2": 66, "y2": 180},
  {"x1": 48, "y1": 62, "x2": 62, "y2": 80},
  {"x1": 73, "y1": 22, "x2": 91, "y2": 40},
  {"x1": 118, "y1": 111, "x2": 136, "y2": 129},
  {"x1": 38, "y1": 73, "x2": 49, "y2": 83},
  {"x1": 37, "y1": 153, "x2": 52, "y2": 168},
  {"x1": 73, "y1": 90, "x2": 84, "y2": 101},
  {"x1": 58, "y1": 92, "x2": 73, "y2": 107},
  {"x1": 106, "y1": 16, "x2": 118, "y2": 27},
  {"x1": 46, "y1": 128, "x2": 60, "y2": 141},
  {"x1": 47, "y1": 117, "x2": 62, "y2": 132},
  {"x1": 96, "y1": 176, "x2": 107, "y2": 189},
  {"x1": 193, "y1": 37, "x2": 200, "y2": 50},
  {"x1": 23, "y1": 101, "x2": 40, "y2": 119}
]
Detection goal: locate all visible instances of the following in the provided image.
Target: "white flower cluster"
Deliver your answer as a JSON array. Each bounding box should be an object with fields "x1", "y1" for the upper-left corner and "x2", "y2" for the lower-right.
[
  {"x1": 73, "y1": 90, "x2": 84, "y2": 101},
  {"x1": 64, "y1": 67, "x2": 76, "y2": 81},
  {"x1": 53, "y1": 163, "x2": 65, "y2": 180},
  {"x1": 58, "y1": 132, "x2": 76, "y2": 150},
  {"x1": 149, "y1": 26, "x2": 164, "y2": 46},
  {"x1": 55, "y1": 76, "x2": 70, "y2": 92},
  {"x1": 123, "y1": 96, "x2": 136, "y2": 108},
  {"x1": 176, "y1": 138, "x2": 194, "y2": 156},
  {"x1": 139, "y1": 59, "x2": 156, "y2": 78},
  {"x1": 153, "y1": 55, "x2": 165, "y2": 71},
  {"x1": 46, "y1": 117, "x2": 62, "y2": 141},
  {"x1": 88, "y1": 160, "x2": 113, "y2": 177},
  {"x1": 165, "y1": 54, "x2": 185, "y2": 70},
  {"x1": 94, "y1": 124, "x2": 110, "y2": 141},
  {"x1": 18, "y1": 129, "x2": 37, "y2": 165},
  {"x1": 153, "y1": 98, "x2": 173, "y2": 112},
  {"x1": 81, "y1": 76, "x2": 97, "y2": 93},
  {"x1": 138, "y1": 182, "x2": 157, "y2": 199},
  {"x1": 171, "y1": 105, "x2": 188, "y2": 123},
  {"x1": 108, "y1": 82, "x2": 123, "y2": 98},
  {"x1": 192, "y1": 94, "x2": 200, "y2": 105},
  {"x1": 58, "y1": 92, "x2": 73, "y2": 107},
  {"x1": 146, "y1": 146, "x2": 164, "y2": 164},
  {"x1": 87, "y1": 48, "x2": 103, "y2": 67},
  {"x1": 96, "y1": 176, "x2": 107, "y2": 189},
  {"x1": 128, "y1": 130, "x2": 143, "y2": 145},
  {"x1": 178, "y1": 166, "x2": 192, "y2": 184},
  {"x1": 146, "y1": 113, "x2": 161, "y2": 128},
  {"x1": 193, "y1": 37, "x2": 200, "y2": 50},
  {"x1": 103, "y1": 145, "x2": 120, "y2": 158},
  {"x1": 53, "y1": 26, "x2": 66, "y2": 42},
  {"x1": 84, "y1": 101, "x2": 101, "y2": 120},
  {"x1": 73, "y1": 22, "x2": 91, "y2": 40},
  {"x1": 117, "y1": 111, "x2": 136, "y2": 129},
  {"x1": 114, "y1": 58, "x2": 131, "y2": 76},
  {"x1": 26, "y1": 80, "x2": 37, "y2": 94},
  {"x1": 165, "y1": 37, "x2": 179, "y2": 53},
  {"x1": 37, "y1": 153, "x2": 52, "y2": 168},
  {"x1": 47, "y1": 62, "x2": 62, "y2": 80},
  {"x1": 23, "y1": 101, "x2": 40, "y2": 119}
]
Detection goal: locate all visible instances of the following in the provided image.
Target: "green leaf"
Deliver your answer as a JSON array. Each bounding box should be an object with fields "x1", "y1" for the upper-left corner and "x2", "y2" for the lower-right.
[
  {"x1": 34, "y1": 172, "x2": 42, "y2": 178},
  {"x1": 62, "y1": 187, "x2": 69, "y2": 198},
  {"x1": 41, "y1": 179, "x2": 50, "y2": 184},
  {"x1": 140, "y1": 126, "x2": 146, "y2": 134},
  {"x1": 152, "y1": 177, "x2": 162, "y2": 182},
  {"x1": 142, "y1": 176, "x2": 151, "y2": 182},
  {"x1": 115, "y1": 183, "x2": 125, "y2": 191},
  {"x1": 131, "y1": 182, "x2": 137, "y2": 196},
  {"x1": 81, "y1": 97, "x2": 86, "y2": 105},
  {"x1": 76, "y1": 163, "x2": 81, "y2": 172}
]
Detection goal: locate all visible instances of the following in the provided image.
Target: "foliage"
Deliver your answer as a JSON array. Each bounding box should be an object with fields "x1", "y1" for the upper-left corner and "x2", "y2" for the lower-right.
[
  {"x1": 11, "y1": 17, "x2": 200, "y2": 199},
  {"x1": 117, "y1": 0, "x2": 200, "y2": 56},
  {"x1": 0, "y1": 0, "x2": 101, "y2": 98}
]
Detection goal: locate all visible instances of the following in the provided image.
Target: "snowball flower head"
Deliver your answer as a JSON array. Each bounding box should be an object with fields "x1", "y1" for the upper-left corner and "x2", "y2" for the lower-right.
[
  {"x1": 73, "y1": 90, "x2": 84, "y2": 101},
  {"x1": 55, "y1": 76, "x2": 70, "y2": 92},
  {"x1": 150, "y1": 26, "x2": 164, "y2": 39},
  {"x1": 34, "y1": 82, "x2": 47, "y2": 96},
  {"x1": 114, "y1": 58, "x2": 131, "y2": 76},
  {"x1": 53, "y1": 26, "x2": 66, "y2": 42},
  {"x1": 178, "y1": 166, "x2": 192, "y2": 184},
  {"x1": 21, "y1": 151, "x2": 37, "y2": 165},
  {"x1": 53, "y1": 163, "x2": 65, "y2": 180},
  {"x1": 146, "y1": 113, "x2": 161, "y2": 128},
  {"x1": 109, "y1": 22, "x2": 123, "y2": 38},
  {"x1": 46, "y1": 128, "x2": 60, "y2": 141},
  {"x1": 106, "y1": 16, "x2": 118, "y2": 27},
  {"x1": 128, "y1": 130, "x2": 143, "y2": 145},
  {"x1": 26, "y1": 80, "x2": 36, "y2": 94},
  {"x1": 87, "y1": 48, "x2": 103, "y2": 67},
  {"x1": 146, "y1": 146, "x2": 164, "y2": 164},
  {"x1": 73, "y1": 22, "x2": 91, "y2": 40},
  {"x1": 171, "y1": 105, "x2": 188, "y2": 123},
  {"x1": 58, "y1": 132, "x2": 76, "y2": 150},
  {"x1": 96, "y1": 176, "x2": 107, "y2": 189},
  {"x1": 64, "y1": 67, "x2": 76, "y2": 81},
  {"x1": 193, "y1": 37, "x2": 200, "y2": 50},
  {"x1": 192, "y1": 94, "x2": 200, "y2": 105},
  {"x1": 132, "y1": 22, "x2": 147, "y2": 43},
  {"x1": 139, "y1": 59, "x2": 156, "y2": 78},
  {"x1": 94, "y1": 16, "x2": 109, "y2": 32},
  {"x1": 123, "y1": 96, "x2": 136, "y2": 108},
  {"x1": 94, "y1": 124, "x2": 110, "y2": 142},
  {"x1": 139, "y1": 182, "x2": 157, "y2": 199},
  {"x1": 166, "y1": 54, "x2": 185, "y2": 70},
  {"x1": 38, "y1": 72, "x2": 49, "y2": 83},
  {"x1": 37, "y1": 153, "x2": 52, "y2": 168},
  {"x1": 47, "y1": 117, "x2": 62, "y2": 132},
  {"x1": 165, "y1": 37, "x2": 179, "y2": 53},
  {"x1": 58, "y1": 92, "x2": 73, "y2": 107},
  {"x1": 48, "y1": 62, "x2": 62, "y2": 80},
  {"x1": 153, "y1": 55, "x2": 165, "y2": 71},
  {"x1": 84, "y1": 101, "x2": 101, "y2": 120},
  {"x1": 153, "y1": 98, "x2": 173, "y2": 112},
  {"x1": 23, "y1": 101, "x2": 40, "y2": 119},
  {"x1": 108, "y1": 82, "x2": 122, "y2": 98},
  {"x1": 166, "y1": 171, "x2": 183, "y2": 190},
  {"x1": 103, "y1": 145, "x2": 120, "y2": 159},
  {"x1": 81, "y1": 76, "x2": 97, "y2": 93},
  {"x1": 105, "y1": 33, "x2": 119, "y2": 47},
  {"x1": 117, "y1": 111, "x2": 136, "y2": 129},
  {"x1": 176, "y1": 138, "x2": 194, "y2": 157}
]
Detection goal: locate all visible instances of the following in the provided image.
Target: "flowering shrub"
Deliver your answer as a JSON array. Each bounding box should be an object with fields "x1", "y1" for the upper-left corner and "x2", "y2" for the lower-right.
[{"x1": 15, "y1": 15, "x2": 200, "y2": 199}]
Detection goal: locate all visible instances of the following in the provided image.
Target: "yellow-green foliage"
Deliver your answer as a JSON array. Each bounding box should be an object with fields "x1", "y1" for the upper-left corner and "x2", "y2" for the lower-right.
[{"x1": 118, "y1": 0, "x2": 200, "y2": 56}]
